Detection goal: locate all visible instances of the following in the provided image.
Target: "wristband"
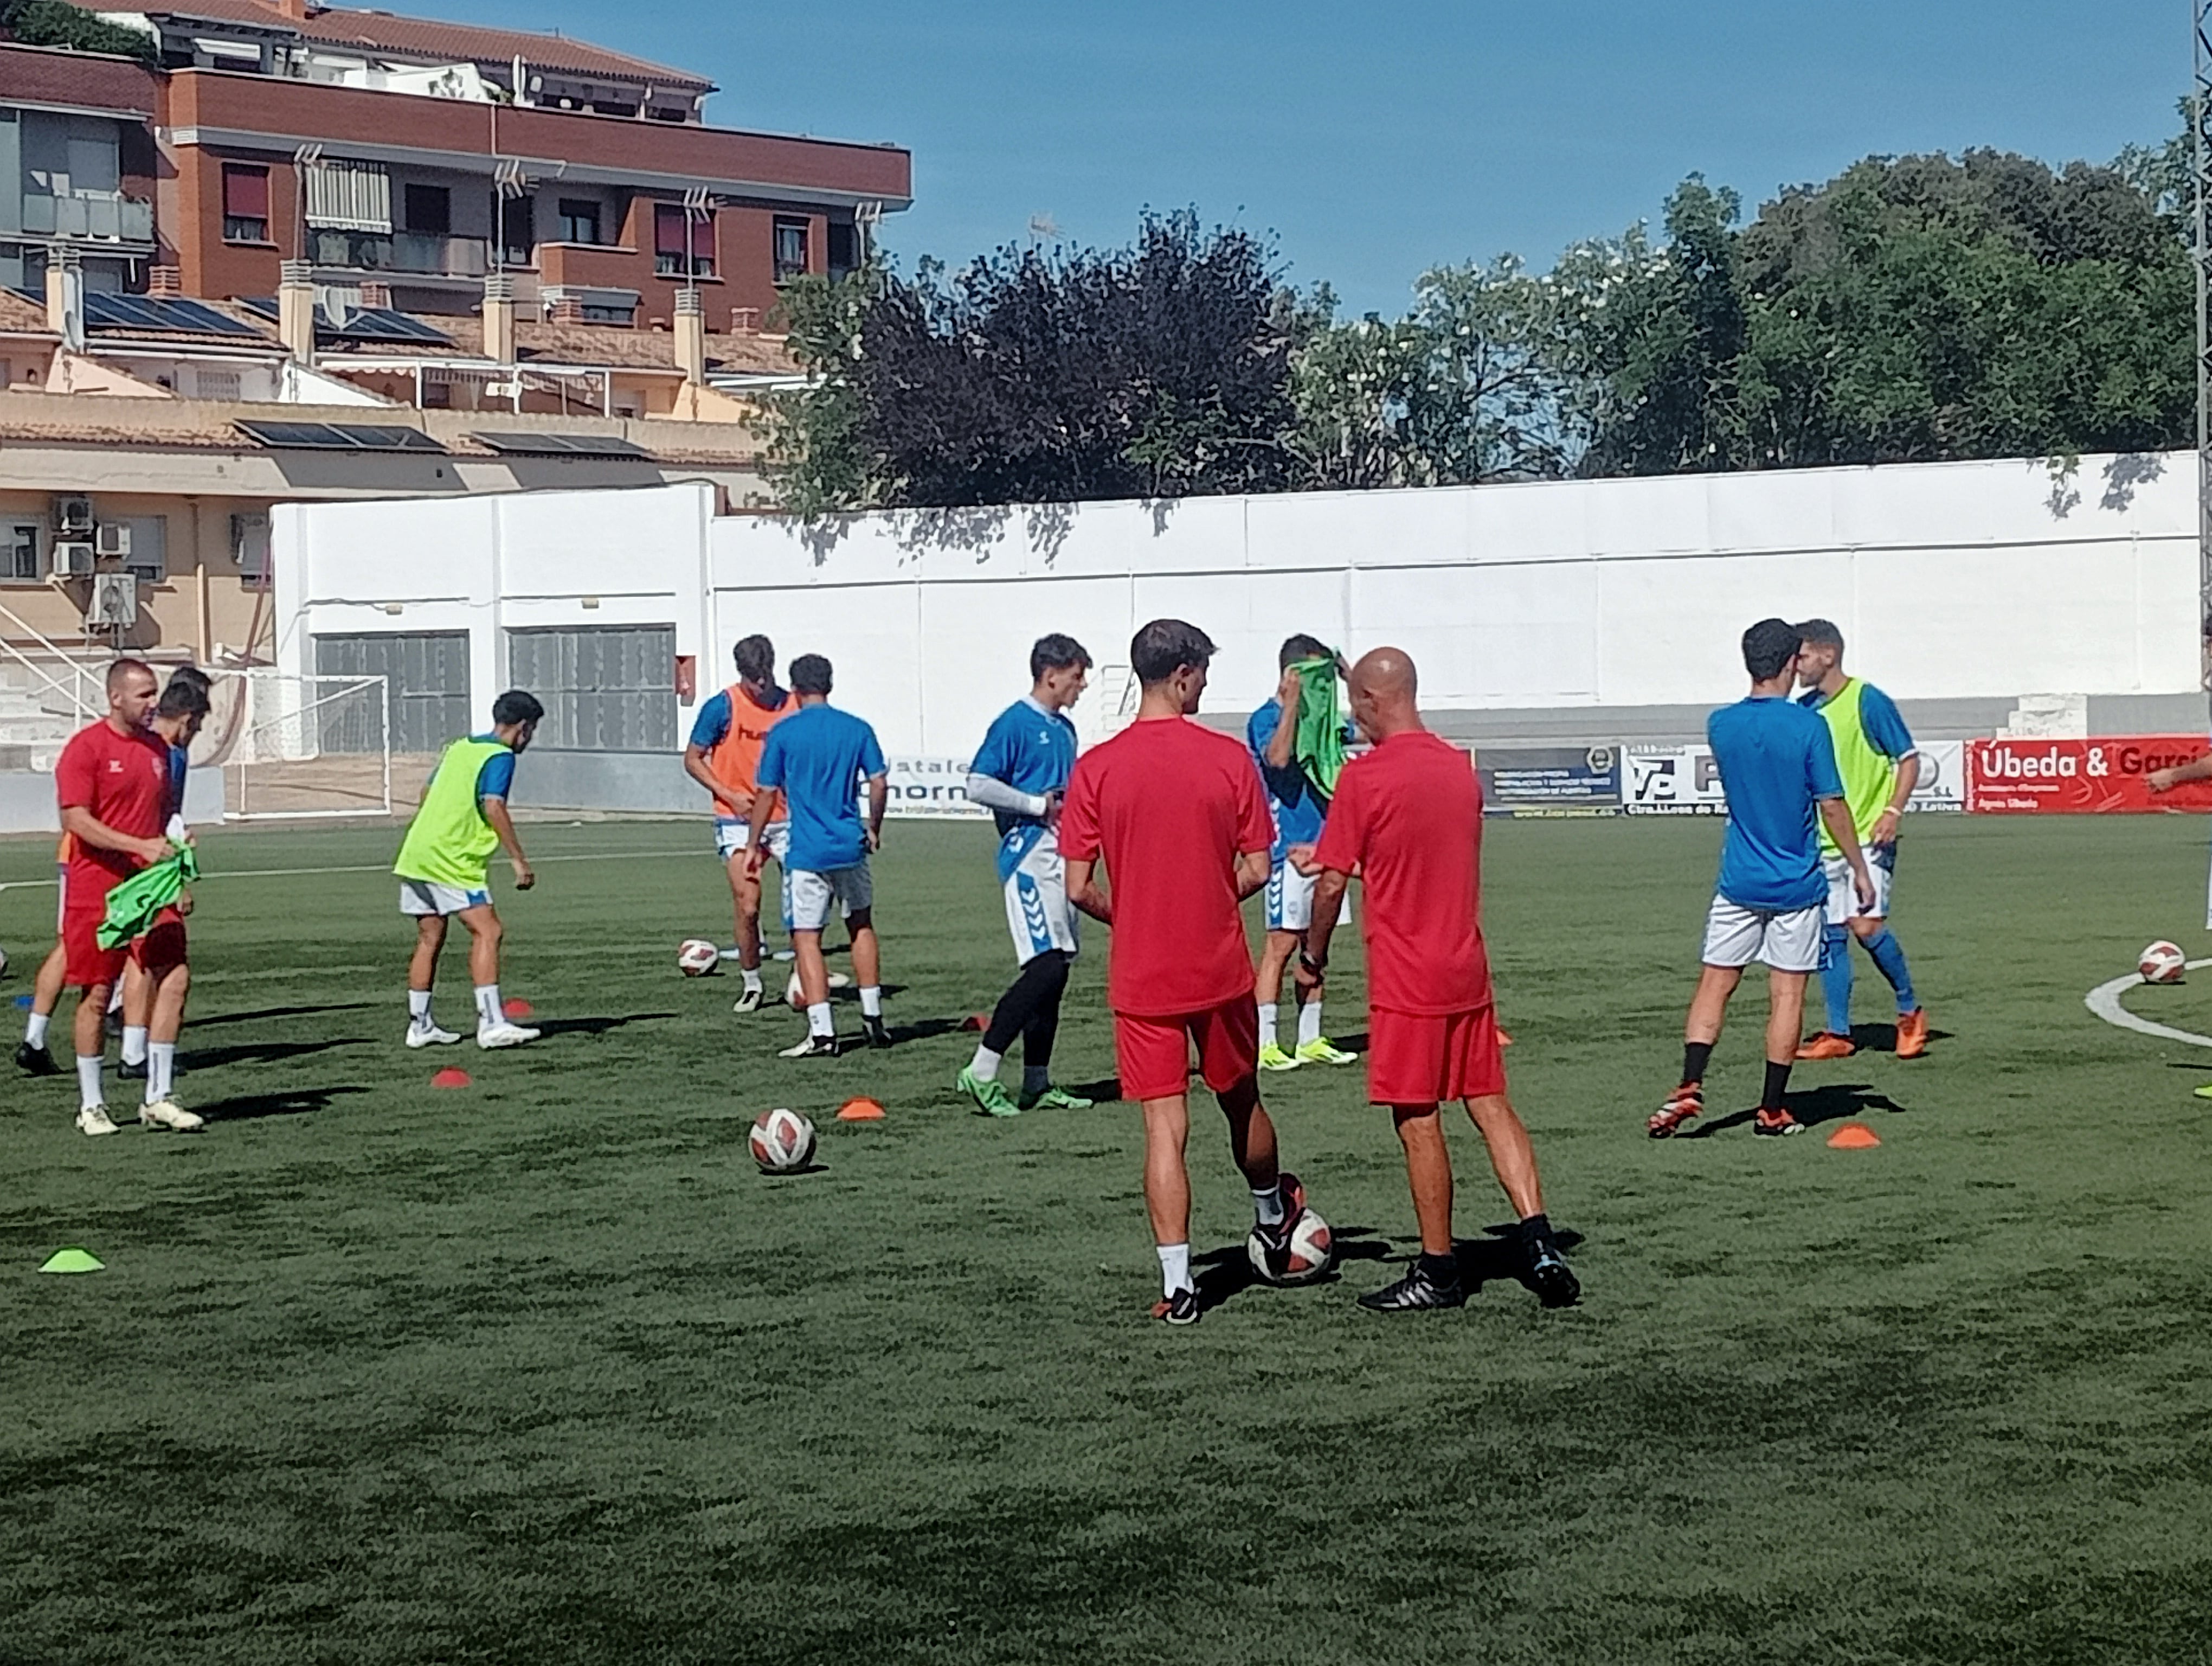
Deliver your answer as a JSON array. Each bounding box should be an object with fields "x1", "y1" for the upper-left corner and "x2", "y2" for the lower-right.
[{"x1": 1298, "y1": 948, "x2": 1327, "y2": 977}]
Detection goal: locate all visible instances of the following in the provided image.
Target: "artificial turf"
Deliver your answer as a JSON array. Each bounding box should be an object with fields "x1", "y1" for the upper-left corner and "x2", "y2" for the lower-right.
[{"x1": 3, "y1": 810, "x2": 2211, "y2": 1664}]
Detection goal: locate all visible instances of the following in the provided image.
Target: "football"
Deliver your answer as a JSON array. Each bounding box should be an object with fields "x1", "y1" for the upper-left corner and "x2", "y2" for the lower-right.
[
  {"x1": 2139, "y1": 940, "x2": 2187, "y2": 985},
  {"x1": 677, "y1": 938, "x2": 721, "y2": 977},
  {"x1": 784, "y1": 969, "x2": 854, "y2": 1008},
  {"x1": 1246, "y1": 1207, "x2": 1334, "y2": 1285},
  {"x1": 749, "y1": 1107, "x2": 816, "y2": 1173}
]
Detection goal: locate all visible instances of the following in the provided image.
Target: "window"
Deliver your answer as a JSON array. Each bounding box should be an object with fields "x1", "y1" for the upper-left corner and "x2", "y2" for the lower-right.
[
  {"x1": 222, "y1": 163, "x2": 269, "y2": 242},
  {"x1": 315, "y1": 631, "x2": 471, "y2": 755},
  {"x1": 303, "y1": 159, "x2": 391, "y2": 233},
  {"x1": 231, "y1": 513, "x2": 270, "y2": 588},
  {"x1": 403, "y1": 183, "x2": 450, "y2": 236},
  {"x1": 492, "y1": 192, "x2": 535, "y2": 265},
  {"x1": 581, "y1": 302, "x2": 634, "y2": 325},
  {"x1": 556, "y1": 198, "x2": 601, "y2": 245},
  {"x1": 773, "y1": 217, "x2": 809, "y2": 284},
  {"x1": 6, "y1": 525, "x2": 37, "y2": 582},
  {"x1": 121, "y1": 516, "x2": 166, "y2": 585},
  {"x1": 654, "y1": 203, "x2": 713, "y2": 278},
  {"x1": 827, "y1": 220, "x2": 859, "y2": 280},
  {"x1": 195, "y1": 367, "x2": 241, "y2": 401},
  {"x1": 507, "y1": 625, "x2": 676, "y2": 752}
]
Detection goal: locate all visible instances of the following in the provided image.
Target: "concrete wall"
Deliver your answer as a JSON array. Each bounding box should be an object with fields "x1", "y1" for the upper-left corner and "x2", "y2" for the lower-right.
[{"x1": 0, "y1": 761, "x2": 224, "y2": 835}]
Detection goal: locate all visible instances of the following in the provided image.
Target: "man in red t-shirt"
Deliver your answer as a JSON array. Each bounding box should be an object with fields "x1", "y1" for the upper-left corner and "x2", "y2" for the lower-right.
[
  {"x1": 1060, "y1": 618, "x2": 1311, "y2": 1326},
  {"x1": 52, "y1": 659, "x2": 176, "y2": 1137},
  {"x1": 1301, "y1": 647, "x2": 1578, "y2": 1312}
]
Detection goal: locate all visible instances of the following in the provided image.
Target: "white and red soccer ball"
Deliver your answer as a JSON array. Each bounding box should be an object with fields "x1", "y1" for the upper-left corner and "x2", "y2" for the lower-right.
[
  {"x1": 749, "y1": 1107, "x2": 816, "y2": 1174},
  {"x1": 677, "y1": 939, "x2": 720, "y2": 977},
  {"x1": 2139, "y1": 941, "x2": 2188, "y2": 985},
  {"x1": 1247, "y1": 1208, "x2": 1334, "y2": 1285}
]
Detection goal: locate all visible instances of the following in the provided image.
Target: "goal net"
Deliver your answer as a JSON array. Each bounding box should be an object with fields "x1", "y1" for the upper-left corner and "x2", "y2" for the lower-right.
[{"x1": 197, "y1": 669, "x2": 393, "y2": 822}]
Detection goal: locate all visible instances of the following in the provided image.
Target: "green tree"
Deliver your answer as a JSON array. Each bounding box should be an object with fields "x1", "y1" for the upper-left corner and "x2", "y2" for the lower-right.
[
  {"x1": 0, "y1": 0, "x2": 157, "y2": 63},
  {"x1": 760, "y1": 269, "x2": 880, "y2": 516}
]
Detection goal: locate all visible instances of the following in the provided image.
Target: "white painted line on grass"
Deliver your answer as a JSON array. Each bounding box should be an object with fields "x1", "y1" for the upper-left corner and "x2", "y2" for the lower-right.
[
  {"x1": 2084, "y1": 957, "x2": 2212, "y2": 1048},
  {"x1": 0, "y1": 848, "x2": 687, "y2": 893}
]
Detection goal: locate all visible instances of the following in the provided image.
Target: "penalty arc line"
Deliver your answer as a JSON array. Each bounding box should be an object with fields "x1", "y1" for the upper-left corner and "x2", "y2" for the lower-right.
[
  {"x1": 2084, "y1": 957, "x2": 2212, "y2": 1049},
  {"x1": 0, "y1": 849, "x2": 690, "y2": 893}
]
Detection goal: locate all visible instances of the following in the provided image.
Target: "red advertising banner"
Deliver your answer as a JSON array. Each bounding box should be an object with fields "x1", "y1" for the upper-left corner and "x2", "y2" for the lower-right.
[{"x1": 1965, "y1": 735, "x2": 2212, "y2": 813}]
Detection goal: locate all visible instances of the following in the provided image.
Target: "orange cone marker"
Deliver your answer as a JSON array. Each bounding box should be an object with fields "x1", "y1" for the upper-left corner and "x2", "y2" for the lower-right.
[
  {"x1": 1827, "y1": 1122, "x2": 1880, "y2": 1149},
  {"x1": 503, "y1": 998, "x2": 533, "y2": 1019},
  {"x1": 837, "y1": 1097, "x2": 886, "y2": 1122},
  {"x1": 957, "y1": 1013, "x2": 989, "y2": 1033},
  {"x1": 431, "y1": 1068, "x2": 472, "y2": 1088}
]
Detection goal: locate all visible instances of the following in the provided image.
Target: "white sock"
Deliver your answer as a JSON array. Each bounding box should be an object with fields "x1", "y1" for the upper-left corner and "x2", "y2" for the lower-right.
[
  {"x1": 121, "y1": 1025, "x2": 148, "y2": 1066},
  {"x1": 1253, "y1": 1184, "x2": 1285, "y2": 1227},
  {"x1": 1297, "y1": 999, "x2": 1324, "y2": 1048},
  {"x1": 76, "y1": 1054, "x2": 103, "y2": 1111},
  {"x1": 147, "y1": 1042, "x2": 175, "y2": 1104},
  {"x1": 1156, "y1": 1242, "x2": 1193, "y2": 1298},
  {"x1": 807, "y1": 1001, "x2": 834, "y2": 1038},
  {"x1": 107, "y1": 982, "x2": 124, "y2": 1015},
  {"x1": 408, "y1": 989, "x2": 434, "y2": 1029},
  {"x1": 24, "y1": 1011, "x2": 49, "y2": 1049},
  {"x1": 742, "y1": 966, "x2": 763, "y2": 995},
  {"x1": 473, "y1": 984, "x2": 502, "y2": 1030},
  {"x1": 859, "y1": 985, "x2": 883, "y2": 1018},
  {"x1": 1257, "y1": 1002, "x2": 1278, "y2": 1049},
  {"x1": 968, "y1": 1045, "x2": 1002, "y2": 1081},
  {"x1": 1023, "y1": 1064, "x2": 1050, "y2": 1097}
]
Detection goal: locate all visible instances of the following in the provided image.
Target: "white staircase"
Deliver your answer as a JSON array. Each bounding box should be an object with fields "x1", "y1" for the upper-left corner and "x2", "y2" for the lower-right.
[{"x1": 0, "y1": 663, "x2": 95, "y2": 772}]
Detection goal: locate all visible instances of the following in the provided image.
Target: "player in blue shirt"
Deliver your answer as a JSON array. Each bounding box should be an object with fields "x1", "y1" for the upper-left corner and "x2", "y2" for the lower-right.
[
  {"x1": 1792, "y1": 619, "x2": 1928, "y2": 1061},
  {"x1": 1650, "y1": 618, "x2": 1874, "y2": 1139},
  {"x1": 954, "y1": 633, "x2": 1094, "y2": 1118},
  {"x1": 748, "y1": 653, "x2": 890, "y2": 1057},
  {"x1": 1248, "y1": 633, "x2": 1357, "y2": 1072}
]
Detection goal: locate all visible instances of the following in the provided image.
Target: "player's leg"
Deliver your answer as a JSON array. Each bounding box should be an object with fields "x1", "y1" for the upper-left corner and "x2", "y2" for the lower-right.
[
  {"x1": 16, "y1": 938, "x2": 67, "y2": 1073},
  {"x1": 136, "y1": 918, "x2": 202, "y2": 1131},
  {"x1": 117, "y1": 954, "x2": 150, "y2": 1081},
  {"x1": 1751, "y1": 908, "x2": 1821, "y2": 1135},
  {"x1": 1139, "y1": 1088, "x2": 1198, "y2": 1319},
  {"x1": 403, "y1": 883, "x2": 462, "y2": 1046},
  {"x1": 1801, "y1": 854, "x2": 1857, "y2": 1058},
  {"x1": 61, "y1": 892, "x2": 124, "y2": 1133},
  {"x1": 780, "y1": 869, "x2": 839, "y2": 1056},
  {"x1": 1654, "y1": 899, "x2": 1754, "y2": 1137},
  {"x1": 1194, "y1": 999, "x2": 1311, "y2": 1289},
  {"x1": 1017, "y1": 962, "x2": 1088, "y2": 1108},
  {"x1": 1848, "y1": 850, "x2": 1924, "y2": 1056},
  {"x1": 961, "y1": 950, "x2": 1069, "y2": 1117},
  {"x1": 457, "y1": 899, "x2": 536, "y2": 1048},
  {"x1": 841, "y1": 864, "x2": 889, "y2": 1048},
  {"x1": 1256, "y1": 918, "x2": 1299, "y2": 1071}
]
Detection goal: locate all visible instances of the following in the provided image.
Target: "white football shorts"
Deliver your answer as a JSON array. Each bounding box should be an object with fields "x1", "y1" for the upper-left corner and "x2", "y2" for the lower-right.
[
  {"x1": 399, "y1": 879, "x2": 493, "y2": 917},
  {"x1": 1823, "y1": 845, "x2": 1895, "y2": 926},
  {"x1": 788, "y1": 862, "x2": 873, "y2": 932},
  {"x1": 1264, "y1": 858, "x2": 1351, "y2": 933},
  {"x1": 1000, "y1": 826, "x2": 1079, "y2": 966},
  {"x1": 714, "y1": 818, "x2": 790, "y2": 864},
  {"x1": 1701, "y1": 895, "x2": 1823, "y2": 973}
]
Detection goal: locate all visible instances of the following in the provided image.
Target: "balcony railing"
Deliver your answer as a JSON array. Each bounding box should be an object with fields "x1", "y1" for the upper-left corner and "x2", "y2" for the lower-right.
[
  {"x1": 306, "y1": 226, "x2": 490, "y2": 278},
  {"x1": 18, "y1": 193, "x2": 155, "y2": 244}
]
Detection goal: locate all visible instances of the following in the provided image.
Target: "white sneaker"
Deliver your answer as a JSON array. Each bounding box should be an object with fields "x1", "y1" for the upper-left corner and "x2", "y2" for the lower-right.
[
  {"x1": 139, "y1": 1099, "x2": 205, "y2": 1133},
  {"x1": 476, "y1": 1021, "x2": 542, "y2": 1049},
  {"x1": 405, "y1": 1023, "x2": 463, "y2": 1048},
  {"x1": 75, "y1": 1105, "x2": 119, "y2": 1137}
]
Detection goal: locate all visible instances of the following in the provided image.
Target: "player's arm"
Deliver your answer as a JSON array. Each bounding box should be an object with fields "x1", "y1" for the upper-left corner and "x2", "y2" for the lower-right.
[
  {"x1": 59, "y1": 806, "x2": 169, "y2": 868},
  {"x1": 864, "y1": 772, "x2": 888, "y2": 852},
  {"x1": 480, "y1": 793, "x2": 533, "y2": 889},
  {"x1": 682, "y1": 695, "x2": 739, "y2": 807},
  {"x1": 1297, "y1": 866, "x2": 1352, "y2": 991},
  {"x1": 681, "y1": 741, "x2": 742, "y2": 810},
  {"x1": 1863, "y1": 690, "x2": 1918, "y2": 842},
  {"x1": 1233, "y1": 847, "x2": 1270, "y2": 901},
  {"x1": 1262, "y1": 668, "x2": 1301, "y2": 771},
  {"x1": 1818, "y1": 794, "x2": 1874, "y2": 911},
  {"x1": 2150, "y1": 753, "x2": 2212, "y2": 792},
  {"x1": 1064, "y1": 855, "x2": 1111, "y2": 924}
]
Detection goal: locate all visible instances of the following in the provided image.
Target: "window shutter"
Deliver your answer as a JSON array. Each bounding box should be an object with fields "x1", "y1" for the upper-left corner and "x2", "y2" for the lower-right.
[
  {"x1": 304, "y1": 160, "x2": 391, "y2": 233},
  {"x1": 222, "y1": 164, "x2": 269, "y2": 219},
  {"x1": 654, "y1": 203, "x2": 686, "y2": 255}
]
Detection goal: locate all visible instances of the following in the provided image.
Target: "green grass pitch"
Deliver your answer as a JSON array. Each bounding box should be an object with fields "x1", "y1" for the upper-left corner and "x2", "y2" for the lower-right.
[{"x1": 3, "y1": 811, "x2": 2212, "y2": 1664}]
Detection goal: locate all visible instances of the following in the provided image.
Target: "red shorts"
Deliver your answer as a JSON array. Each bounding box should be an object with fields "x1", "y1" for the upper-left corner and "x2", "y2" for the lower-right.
[
  {"x1": 131, "y1": 906, "x2": 188, "y2": 975},
  {"x1": 1114, "y1": 997, "x2": 1260, "y2": 1102},
  {"x1": 61, "y1": 896, "x2": 126, "y2": 990},
  {"x1": 1368, "y1": 1005, "x2": 1507, "y2": 1106}
]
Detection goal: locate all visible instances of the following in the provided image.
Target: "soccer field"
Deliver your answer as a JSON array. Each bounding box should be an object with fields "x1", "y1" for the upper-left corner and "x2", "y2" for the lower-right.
[{"x1": 2, "y1": 812, "x2": 2210, "y2": 1664}]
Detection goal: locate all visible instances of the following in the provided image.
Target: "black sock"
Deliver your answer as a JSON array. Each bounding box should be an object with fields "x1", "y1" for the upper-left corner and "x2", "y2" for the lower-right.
[
  {"x1": 1519, "y1": 1212, "x2": 1553, "y2": 1248},
  {"x1": 1418, "y1": 1251, "x2": 1460, "y2": 1286},
  {"x1": 1762, "y1": 1059, "x2": 1792, "y2": 1111},
  {"x1": 1682, "y1": 1041, "x2": 1713, "y2": 1086}
]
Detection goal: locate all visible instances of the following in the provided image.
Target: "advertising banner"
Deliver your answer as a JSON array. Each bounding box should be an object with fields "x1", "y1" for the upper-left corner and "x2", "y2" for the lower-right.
[
  {"x1": 1965, "y1": 736, "x2": 2212, "y2": 814},
  {"x1": 883, "y1": 756, "x2": 991, "y2": 819},
  {"x1": 1907, "y1": 741, "x2": 1965, "y2": 813},
  {"x1": 1623, "y1": 745, "x2": 1726, "y2": 815},
  {"x1": 1477, "y1": 746, "x2": 1623, "y2": 816}
]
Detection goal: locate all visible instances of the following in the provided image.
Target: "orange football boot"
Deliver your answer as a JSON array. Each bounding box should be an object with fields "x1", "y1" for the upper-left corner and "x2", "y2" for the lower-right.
[
  {"x1": 1648, "y1": 1083, "x2": 1703, "y2": 1139},
  {"x1": 1895, "y1": 1008, "x2": 1929, "y2": 1060},
  {"x1": 1795, "y1": 1031, "x2": 1857, "y2": 1061}
]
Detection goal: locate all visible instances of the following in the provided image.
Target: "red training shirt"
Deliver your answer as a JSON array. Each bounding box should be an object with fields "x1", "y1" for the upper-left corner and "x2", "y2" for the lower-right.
[
  {"x1": 54, "y1": 717, "x2": 170, "y2": 894},
  {"x1": 1311, "y1": 728, "x2": 1493, "y2": 1015},
  {"x1": 1058, "y1": 715, "x2": 1274, "y2": 1017}
]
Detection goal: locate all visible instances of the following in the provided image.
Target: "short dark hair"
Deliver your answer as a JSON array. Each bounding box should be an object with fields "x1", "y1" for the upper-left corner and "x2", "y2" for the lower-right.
[
  {"x1": 1030, "y1": 633, "x2": 1091, "y2": 680},
  {"x1": 789, "y1": 653, "x2": 833, "y2": 695},
  {"x1": 734, "y1": 634, "x2": 776, "y2": 684},
  {"x1": 166, "y1": 664, "x2": 212, "y2": 694},
  {"x1": 492, "y1": 689, "x2": 544, "y2": 727},
  {"x1": 1742, "y1": 618, "x2": 1802, "y2": 682},
  {"x1": 106, "y1": 657, "x2": 152, "y2": 694},
  {"x1": 1795, "y1": 618, "x2": 1844, "y2": 652},
  {"x1": 1278, "y1": 633, "x2": 1331, "y2": 671},
  {"x1": 156, "y1": 678, "x2": 209, "y2": 720},
  {"x1": 1130, "y1": 619, "x2": 1216, "y2": 685}
]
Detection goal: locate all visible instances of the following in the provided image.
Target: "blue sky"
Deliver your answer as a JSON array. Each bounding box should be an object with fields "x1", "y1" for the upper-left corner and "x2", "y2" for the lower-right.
[{"x1": 448, "y1": 0, "x2": 2177, "y2": 315}]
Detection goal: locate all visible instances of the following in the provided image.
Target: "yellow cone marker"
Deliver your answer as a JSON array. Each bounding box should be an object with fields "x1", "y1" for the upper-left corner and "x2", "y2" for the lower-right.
[{"x1": 39, "y1": 1248, "x2": 104, "y2": 1274}]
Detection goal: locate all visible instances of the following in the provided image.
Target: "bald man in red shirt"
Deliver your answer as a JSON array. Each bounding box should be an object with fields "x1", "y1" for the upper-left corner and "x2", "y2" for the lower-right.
[
  {"x1": 1300, "y1": 647, "x2": 1578, "y2": 1311},
  {"x1": 1061, "y1": 618, "x2": 1311, "y2": 1326}
]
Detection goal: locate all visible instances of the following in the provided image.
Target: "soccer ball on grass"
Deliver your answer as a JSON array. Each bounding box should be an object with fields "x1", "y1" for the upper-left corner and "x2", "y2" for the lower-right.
[
  {"x1": 1248, "y1": 1208, "x2": 1334, "y2": 1285},
  {"x1": 677, "y1": 939, "x2": 721, "y2": 977},
  {"x1": 749, "y1": 1107, "x2": 817, "y2": 1174},
  {"x1": 2139, "y1": 940, "x2": 2187, "y2": 985}
]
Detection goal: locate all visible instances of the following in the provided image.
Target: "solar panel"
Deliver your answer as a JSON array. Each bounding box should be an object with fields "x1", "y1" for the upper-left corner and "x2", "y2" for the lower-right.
[
  {"x1": 470, "y1": 430, "x2": 650, "y2": 459},
  {"x1": 234, "y1": 419, "x2": 447, "y2": 453},
  {"x1": 83, "y1": 293, "x2": 261, "y2": 337},
  {"x1": 236, "y1": 296, "x2": 279, "y2": 320},
  {"x1": 324, "y1": 309, "x2": 453, "y2": 346}
]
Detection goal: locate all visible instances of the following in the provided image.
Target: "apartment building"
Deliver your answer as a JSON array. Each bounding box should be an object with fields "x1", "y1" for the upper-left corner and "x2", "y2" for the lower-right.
[{"x1": 0, "y1": 45, "x2": 160, "y2": 297}]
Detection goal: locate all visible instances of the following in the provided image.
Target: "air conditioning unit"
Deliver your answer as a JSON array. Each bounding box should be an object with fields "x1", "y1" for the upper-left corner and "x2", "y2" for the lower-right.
[
  {"x1": 93, "y1": 522, "x2": 132, "y2": 559},
  {"x1": 51, "y1": 541, "x2": 95, "y2": 578},
  {"x1": 53, "y1": 495, "x2": 93, "y2": 535},
  {"x1": 85, "y1": 572, "x2": 138, "y2": 629}
]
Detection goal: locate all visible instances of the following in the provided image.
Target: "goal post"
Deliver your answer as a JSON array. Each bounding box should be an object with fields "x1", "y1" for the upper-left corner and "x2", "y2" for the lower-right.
[{"x1": 198, "y1": 668, "x2": 393, "y2": 822}]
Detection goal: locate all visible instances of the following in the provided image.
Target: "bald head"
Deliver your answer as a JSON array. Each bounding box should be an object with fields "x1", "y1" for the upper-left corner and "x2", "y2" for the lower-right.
[{"x1": 1346, "y1": 646, "x2": 1422, "y2": 742}]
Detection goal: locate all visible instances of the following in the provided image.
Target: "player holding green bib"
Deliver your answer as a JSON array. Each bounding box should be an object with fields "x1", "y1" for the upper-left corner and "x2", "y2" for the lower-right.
[
  {"x1": 1792, "y1": 620, "x2": 1928, "y2": 1061},
  {"x1": 395, "y1": 689, "x2": 544, "y2": 1050}
]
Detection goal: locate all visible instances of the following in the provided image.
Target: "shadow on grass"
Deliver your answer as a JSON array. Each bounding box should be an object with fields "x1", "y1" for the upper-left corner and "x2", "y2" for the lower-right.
[
  {"x1": 532, "y1": 1014, "x2": 677, "y2": 1039},
  {"x1": 1453, "y1": 1221, "x2": 1586, "y2": 1299},
  {"x1": 200, "y1": 1084, "x2": 372, "y2": 1122},
  {"x1": 190, "y1": 1001, "x2": 380, "y2": 1030},
  {"x1": 1690, "y1": 1081, "x2": 1909, "y2": 1137},
  {"x1": 1330, "y1": 1030, "x2": 1369, "y2": 1054},
  {"x1": 183, "y1": 1037, "x2": 361, "y2": 1071},
  {"x1": 1847, "y1": 1021, "x2": 1957, "y2": 1054},
  {"x1": 1062, "y1": 1077, "x2": 1123, "y2": 1104},
  {"x1": 883, "y1": 1016, "x2": 963, "y2": 1046},
  {"x1": 1191, "y1": 1222, "x2": 1393, "y2": 1313}
]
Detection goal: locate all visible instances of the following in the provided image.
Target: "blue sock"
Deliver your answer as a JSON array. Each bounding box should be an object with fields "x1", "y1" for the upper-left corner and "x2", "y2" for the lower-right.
[
  {"x1": 1820, "y1": 923, "x2": 1853, "y2": 1036},
  {"x1": 1862, "y1": 928, "x2": 1917, "y2": 1014}
]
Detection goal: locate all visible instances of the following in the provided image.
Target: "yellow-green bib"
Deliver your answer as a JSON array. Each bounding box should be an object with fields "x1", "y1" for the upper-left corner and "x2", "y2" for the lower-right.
[
  {"x1": 394, "y1": 736, "x2": 509, "y2": 888},
  {"x1": 1811, "y1": 678, "x2": 1896, "y2": 851}
]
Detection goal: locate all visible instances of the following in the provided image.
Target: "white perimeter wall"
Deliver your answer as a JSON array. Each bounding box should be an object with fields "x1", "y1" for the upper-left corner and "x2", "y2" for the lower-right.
[{"x1": 274, "y1": 452, "x2": 2192, "y2": 758}]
